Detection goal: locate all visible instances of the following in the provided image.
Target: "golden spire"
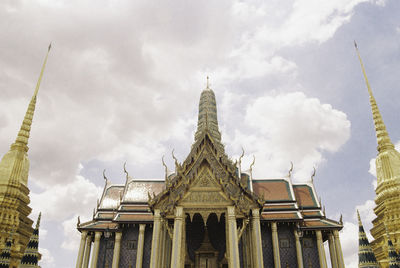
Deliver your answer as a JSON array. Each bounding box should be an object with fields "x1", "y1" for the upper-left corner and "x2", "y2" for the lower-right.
[
  {"x1": 354, "y1": 41, "x2": 394, "y2": 153},
  {"x1": 194, "y1": 76, "x2": 222, "y2": 147},
  {"x1": 11, "y1": 43, "x2": 51, "y2": 152}
]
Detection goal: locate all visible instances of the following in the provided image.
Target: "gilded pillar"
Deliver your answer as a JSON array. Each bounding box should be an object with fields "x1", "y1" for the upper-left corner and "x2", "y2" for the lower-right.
[
  {"x1": 271, "y1": 222, "x2": 281, "y2": 268},
  {"x1": 112, "y1": 232, "x2": 122, "y2": 268},
  {"x1": 90, "y1": 231, "x2": 102, "y2": 268},
  {"x1": 136, "y1": 224, "x2": 146, "y2": 268},
  {"x1": 251, "y1": 208, "x2": 264, "y2": 268},
  {"x1": 76, "y1": 230, "x2": 88, "y2": 268},
  {"x1": 170, "y1": 206, "x2": 184, "y2": 268},
  {"x1": 333, "y1": 230, "x2": 345, "y2": 268},
  {"x1": 227, "y1": 206, "x2": 240, "y2": 268},
  {"x1": 316, "y1": 230, "x2": 327, "y2": 268},
  {"x1": 83, "y1": 234, "x2": 92, "y2": 268},
  {"x1": 328, "y1": 232, "x2": 338, "y2": 268},
  {"x1": 294, "y1": 229, "x2": 304, "y2": 268},
  {"x1": 150, "y1": 209, "x2": 162, "y2": 268},
  {"x1": 159, "y1": 222, "x2": 166, "y2": 268}
]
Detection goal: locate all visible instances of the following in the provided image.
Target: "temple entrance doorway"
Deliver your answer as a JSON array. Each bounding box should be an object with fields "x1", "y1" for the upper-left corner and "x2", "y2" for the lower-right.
[{"x1": 185, "y1": 213, "x2": 228, "y2": 268}]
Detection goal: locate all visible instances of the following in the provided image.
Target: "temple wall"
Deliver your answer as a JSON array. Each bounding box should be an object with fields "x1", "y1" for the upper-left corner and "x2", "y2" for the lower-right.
[
  {"x1": 277, "y1": 224, "x2": 297, "y2": 268},
  {"x1": 142, "y1": 224, "x2": 153, "y2": 268},
  {"x1": 119, "y1": 225, "x2": 139, "y2": 267},
  {"x1": 97, "y1": 235, "x2": 114, "y2": 268},
  {"x1": 301, "y1": 231, "x2": 320, "y2": 268},
  {"x1": 261, "y1": 223, "x2": 274, "y2": 268}
]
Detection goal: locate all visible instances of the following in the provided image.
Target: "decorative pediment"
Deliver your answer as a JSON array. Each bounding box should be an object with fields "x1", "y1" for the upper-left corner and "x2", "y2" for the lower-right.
[{"x1": 149, "y1": 132, "x2": 263, "y2": 217}]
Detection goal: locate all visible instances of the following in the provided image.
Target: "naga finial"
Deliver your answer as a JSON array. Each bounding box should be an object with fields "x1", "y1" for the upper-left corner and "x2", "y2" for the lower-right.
[
  {"x1": 339, "y1": 214, "x2": 343, "y2": 224},
  {"x1": 148, "y1": 191, "x2": 152, "y2": 202},
  {"x1": 162, "y1": 155, "x2": 169, "y2": 179},
  {"x1": 311, "y1": 167, "x2": 316, "y2": 183},
  {"x1": 288, "y1": 161, "x2": 294, "y2": 178},
  {"x1": 123, "y1": 162, "x2": 131, "y2": 183},
  {"x1": 77, "y1": 216, "x2": 80, "y2": 227},
  {"x1": 172, "y1": 149, "x2": 179, "y2": 169},
  {"x1": 103, "y1": 169, "x2": 108, "y2": 183},
  {"x1": 249, "y1": 155, "x2": 256, "y2": 172}
]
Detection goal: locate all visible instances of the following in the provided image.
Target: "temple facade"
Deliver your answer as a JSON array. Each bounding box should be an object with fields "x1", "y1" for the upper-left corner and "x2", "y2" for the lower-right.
[
  {"x1": 77, "y1": 83, "x2": 345, "y2": 268},
  {"x1": 0, "y1": 46, "x2": 50, "y2": 268},
  {"x1": 355, "y1": 44, "x2": 400, "y2": 267}
]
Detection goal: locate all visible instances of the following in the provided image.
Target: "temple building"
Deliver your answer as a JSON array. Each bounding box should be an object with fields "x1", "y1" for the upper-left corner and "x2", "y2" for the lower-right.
[
  {"x1": 355, "y1": 43, "x2": 400, "y2": 268},
  {"x1": 77, "y1": 81, "x2": 345, "y2": 268},
  {"x1": 0, "y1": 45, "x2": 50, "y2": 267}
]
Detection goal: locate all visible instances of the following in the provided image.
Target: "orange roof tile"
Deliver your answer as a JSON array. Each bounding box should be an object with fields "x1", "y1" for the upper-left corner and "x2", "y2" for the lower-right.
[
  {"x1": 261, "y1": 212, "x2": 300, "y2": 220},
  {"x1": 293, "y1": 185, "x2": 318, "y2": 208},
  {"x1": 253, "y1": 180, "x2": 294, "y2": 201}
]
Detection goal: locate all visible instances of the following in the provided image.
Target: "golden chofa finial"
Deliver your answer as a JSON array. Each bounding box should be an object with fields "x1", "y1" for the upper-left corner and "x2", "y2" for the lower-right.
[
  {"x1": 354, "y1": 41, "x2": 394, "y2": 153},
  {"x1": 12, "y1": 43, "x2": 51, "y2": 152}
]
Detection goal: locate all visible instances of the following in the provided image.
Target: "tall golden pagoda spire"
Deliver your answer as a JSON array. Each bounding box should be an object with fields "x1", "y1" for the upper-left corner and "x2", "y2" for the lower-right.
[
  {"x1": 0, "y1": 44, "x2": 51, "y2": 266},
  {"x1": 356, "y1": 41, "x2": 400, "y2": 267},
  {"x1": 11, "y1": 43, "x2": 51, "y2": 153},
  {"x1": 354, "y1": 41, "x2": 394, "y2": 153}
]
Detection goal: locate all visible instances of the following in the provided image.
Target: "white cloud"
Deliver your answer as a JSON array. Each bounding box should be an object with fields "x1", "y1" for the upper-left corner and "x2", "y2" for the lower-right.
[
  {"x1": 39, "y1": 247, "x2": 55, "y2": 267},
  {"x1": 61, "y1": 214, "x2": 84, "y2": 251},
  {"x1": 340, "y1": 221, "x2": 358, "y2": 268},
  {"x1": 30, "y1": 170, "x2": 103, "y2": 221},
  {"x1": 226, "y1": 91, "x2": 351, "y2": 181}
]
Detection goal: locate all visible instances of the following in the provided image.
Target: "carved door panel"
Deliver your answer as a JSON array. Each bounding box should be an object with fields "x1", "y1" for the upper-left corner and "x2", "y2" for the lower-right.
[{"x1": 198, "y1": 253, "x2": 216, "y2": 268}]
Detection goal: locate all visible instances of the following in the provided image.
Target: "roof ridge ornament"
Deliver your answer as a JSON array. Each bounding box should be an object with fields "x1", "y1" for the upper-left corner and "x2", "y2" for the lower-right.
[
  {"x1": 288, "y1": 161, "x2": 294, "y2": 178},
  {"x1": 311, "y1": 167, "x2": 316, "y2": 183}
]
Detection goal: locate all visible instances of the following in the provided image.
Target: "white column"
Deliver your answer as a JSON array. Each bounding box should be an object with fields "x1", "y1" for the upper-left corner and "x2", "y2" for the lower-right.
[
  {"x1": 334, "y1": 230, "x2": 345, "y2": 268},
  {"x1": 150, "y1": 209, "x2": 162, "y2": 268},
  {"x1": 83, "y1": 234, "x2": 92, "y2": 268},
  {"x1": 170, "y1": 206, "x2": 184, "y2": 268},
  {"x1": 136, "y1": 224, "x2": 146, "y2": 268},
  {"x1": 76, "y1": 231, "x2": 88, "y2": 268},
  {"x1": 316, "y1": 230, "x2": 328, "y2": 268},
  {"x1": 227, "y1": 206, "x2": 240, "y2": 268},
  {"x1": 271, "y1": 222, "x2": 281, "y2": 268},
  {"x1": 328, "y1": 232, "x2": 338, "y2": 268},
  {"x1": 112, "y1": 232, "x2": 122, "y2": 268},
  {"x1": 90, "y1": 231, "x2": 102, "y2": 268},
  {"x1": 251, "y1": 208, "x2": 264, "y2": 268},
  {"x1": 294, "y1": 229, "x2": 304, "y2": 268}
]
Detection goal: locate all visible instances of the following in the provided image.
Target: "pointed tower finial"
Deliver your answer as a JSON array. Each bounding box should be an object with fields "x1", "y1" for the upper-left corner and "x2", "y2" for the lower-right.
[
  {"x1": 36, "y1": 212, "x2": 41, "y2": 229},
  {"x1": 355, "y1": 41, "x2": 394, "y2": 153},
  {"x1": 11, "y1": 43, "x2": 51, "y2": 152},
  {"x1": 206, "y1": 76, "x2": 210, "y2": 89},
  {"x1": 357, "y1": 209, "x2": 379, "y2": 268}
]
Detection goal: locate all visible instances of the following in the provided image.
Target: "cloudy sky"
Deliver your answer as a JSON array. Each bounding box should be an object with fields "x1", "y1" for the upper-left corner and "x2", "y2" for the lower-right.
[{"x1": 1, "y1": 0, "x2": 399, "y2": 267}]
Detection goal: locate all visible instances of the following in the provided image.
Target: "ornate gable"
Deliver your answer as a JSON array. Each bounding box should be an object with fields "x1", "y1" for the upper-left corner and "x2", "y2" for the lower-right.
[{"x1": 149, "y1": 132, "x2": 262, "y2": 218}]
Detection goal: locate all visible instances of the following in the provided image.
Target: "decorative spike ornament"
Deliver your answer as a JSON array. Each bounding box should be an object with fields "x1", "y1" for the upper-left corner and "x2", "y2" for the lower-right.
[
  {"x1": 357, "y1": 210, "x2": 379, "y2": 268},
  {"x1": 20, "y1": 213, "x2": 42, "y2": 267}
]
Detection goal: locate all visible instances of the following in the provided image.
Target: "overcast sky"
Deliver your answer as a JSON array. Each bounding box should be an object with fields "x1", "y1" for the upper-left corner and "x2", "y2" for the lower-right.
[{"x1": 1, "y1": 0, "x2": 399, "y2": 267}]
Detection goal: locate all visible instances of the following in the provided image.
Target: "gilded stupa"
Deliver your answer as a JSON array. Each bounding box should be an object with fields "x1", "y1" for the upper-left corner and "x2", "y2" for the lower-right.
[
  {"x1": 356, "y1": 42, "x2": 400, "y2": 267},
  {"x1": 0, "y1": 45, "x2": 50, "y2": 267}
]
